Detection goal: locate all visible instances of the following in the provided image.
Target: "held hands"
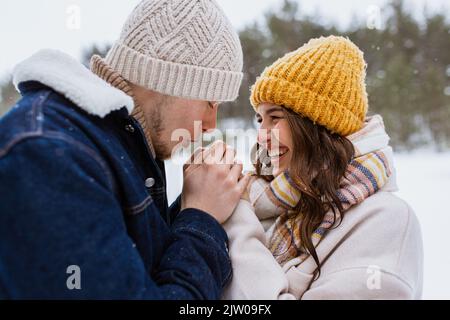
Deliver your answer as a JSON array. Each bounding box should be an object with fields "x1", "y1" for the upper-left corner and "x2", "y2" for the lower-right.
[
  {"x1": 181, "y1": 141, "x2": 250, "y2": 224},
  {"x1": 240, "y1": 173, "x2": 257, "y2": 203}
]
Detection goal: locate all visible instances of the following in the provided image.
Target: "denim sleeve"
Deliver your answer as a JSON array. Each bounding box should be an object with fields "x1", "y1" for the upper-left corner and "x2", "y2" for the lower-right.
[
  {"x1": 168, "y1": 195, "x2": 182, "y2": 224},
  {"x1": 0, "y1": 136, "x2": 230, "y2": 299}
]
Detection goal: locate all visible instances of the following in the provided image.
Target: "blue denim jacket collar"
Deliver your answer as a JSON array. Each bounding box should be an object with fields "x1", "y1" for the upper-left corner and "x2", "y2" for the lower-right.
[{"x1": 13, "y1": 49, "x2": 134, "y2": 118}]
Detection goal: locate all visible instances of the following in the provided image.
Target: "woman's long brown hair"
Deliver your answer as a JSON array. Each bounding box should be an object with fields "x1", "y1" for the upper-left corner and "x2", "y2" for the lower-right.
[{"x1": 255, "y1": 107, "x2": 355, "y2": 277}]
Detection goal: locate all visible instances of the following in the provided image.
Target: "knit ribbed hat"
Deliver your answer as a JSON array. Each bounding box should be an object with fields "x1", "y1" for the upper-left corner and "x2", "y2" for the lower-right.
[
  {"x1": 251, "y1": 35, "x2": 369, "y2": 136},
  {"x1": 102, "y1": 0, "x2": 243, "y2": 102}
]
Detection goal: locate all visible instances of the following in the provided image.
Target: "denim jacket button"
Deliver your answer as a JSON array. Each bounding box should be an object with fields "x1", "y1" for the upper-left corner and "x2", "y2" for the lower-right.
[
  {"x1": 125, "y1": 124, "x2": 135, "y2": 133},
  {"x1": 145, "y1": 178, "x2": 155, "y2": 188}
]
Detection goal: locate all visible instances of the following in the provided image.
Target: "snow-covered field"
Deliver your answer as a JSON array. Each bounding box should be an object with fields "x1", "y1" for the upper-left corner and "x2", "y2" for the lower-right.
[
  {"x1": 394, "y1": 152, "x2": 450, "y2": 299},
  {"x1": 165, "y1": 149, "x2": 450, "y2": 299}
]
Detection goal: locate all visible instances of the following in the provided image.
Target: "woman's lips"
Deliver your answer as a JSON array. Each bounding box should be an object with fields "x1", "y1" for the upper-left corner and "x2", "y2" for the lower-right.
[{"x1": 269, "y1": 147, "x2": 289, "y2": 164}]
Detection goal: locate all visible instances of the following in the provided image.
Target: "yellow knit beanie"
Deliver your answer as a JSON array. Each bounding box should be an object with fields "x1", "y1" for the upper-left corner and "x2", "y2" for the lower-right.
[{"x1": 251, "y1": 35, "x2": 369, "y2": 136}]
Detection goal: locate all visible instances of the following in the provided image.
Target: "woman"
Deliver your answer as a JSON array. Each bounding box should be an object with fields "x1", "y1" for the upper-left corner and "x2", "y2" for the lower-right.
[{"x1": 223, "y1": 36, "x2": 423, "y2": 299}]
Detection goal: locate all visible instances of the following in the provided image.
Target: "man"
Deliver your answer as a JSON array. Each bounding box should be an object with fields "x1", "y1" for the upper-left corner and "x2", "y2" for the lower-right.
[{"x1": 0, "y1": 0, "x2": 248, "y2": 299}]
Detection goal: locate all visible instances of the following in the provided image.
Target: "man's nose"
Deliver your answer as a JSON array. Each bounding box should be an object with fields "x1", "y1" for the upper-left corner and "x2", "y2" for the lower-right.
[{"x1": 202, "y1": 110, "x2": 218, "y2": 132}]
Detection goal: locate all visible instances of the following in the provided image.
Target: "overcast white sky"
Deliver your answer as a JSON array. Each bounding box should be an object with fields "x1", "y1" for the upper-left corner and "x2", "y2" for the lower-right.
[{"x1": 0, "y1": 0, "x2": 448, "y2": 78}]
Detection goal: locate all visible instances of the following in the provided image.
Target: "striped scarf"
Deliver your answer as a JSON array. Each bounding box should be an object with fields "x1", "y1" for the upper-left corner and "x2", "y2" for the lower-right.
[{"x1": 267, "y1": 115, "x2": 393, "y2": 266}]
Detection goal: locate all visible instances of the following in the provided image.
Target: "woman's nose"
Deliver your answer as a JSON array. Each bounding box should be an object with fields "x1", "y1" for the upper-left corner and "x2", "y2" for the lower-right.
[{"x1": 257, "y1": 128, "x2": 271, "y2": 148}]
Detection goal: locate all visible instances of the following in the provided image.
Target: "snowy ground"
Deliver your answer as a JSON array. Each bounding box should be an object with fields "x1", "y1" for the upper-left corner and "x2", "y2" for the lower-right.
[
  {"x1": 394, "y1": 151, "x2": 450, "y2": 299},
  {"x1": 165, "y1": 149, "x2": 450, "y2": 299}
]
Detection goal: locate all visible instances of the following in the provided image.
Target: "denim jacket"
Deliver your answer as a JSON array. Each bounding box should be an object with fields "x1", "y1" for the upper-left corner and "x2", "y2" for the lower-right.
[{"x1": 0, "y1": 50, "x2": 231, "y2": 299}]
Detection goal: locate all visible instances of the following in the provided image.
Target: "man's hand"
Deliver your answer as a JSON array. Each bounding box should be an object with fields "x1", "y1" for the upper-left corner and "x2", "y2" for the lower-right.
[{"x1": 181, "y1": 141, "x2": 250, "y2": 224}]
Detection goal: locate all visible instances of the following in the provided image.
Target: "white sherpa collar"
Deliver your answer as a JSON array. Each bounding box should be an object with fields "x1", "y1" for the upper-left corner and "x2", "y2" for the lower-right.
[{"x1": 13, "y1": 49, "x2": 134, "y2": 118}]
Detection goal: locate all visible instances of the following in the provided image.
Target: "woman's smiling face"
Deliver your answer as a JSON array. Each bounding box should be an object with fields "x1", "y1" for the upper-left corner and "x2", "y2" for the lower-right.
[{"x1": 255, "y1": 103, "x2": 293, "y2": 177}]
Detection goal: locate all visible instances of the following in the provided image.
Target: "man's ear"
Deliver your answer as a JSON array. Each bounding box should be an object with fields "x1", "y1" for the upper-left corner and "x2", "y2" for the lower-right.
[{"x1": 129, "y1": 82, "x2": 155, "y2": 105}]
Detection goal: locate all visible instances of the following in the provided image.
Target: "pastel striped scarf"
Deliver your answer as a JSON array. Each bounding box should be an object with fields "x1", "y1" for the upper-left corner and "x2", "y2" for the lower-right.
[{"x1": 267, "y1": 115, "x2": 393, "y2": 265}]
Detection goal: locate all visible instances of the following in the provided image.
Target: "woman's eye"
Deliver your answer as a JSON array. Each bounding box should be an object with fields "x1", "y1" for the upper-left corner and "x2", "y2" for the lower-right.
[{"x1": 271, "y1": 115, "x2": 282, "y2": 121}]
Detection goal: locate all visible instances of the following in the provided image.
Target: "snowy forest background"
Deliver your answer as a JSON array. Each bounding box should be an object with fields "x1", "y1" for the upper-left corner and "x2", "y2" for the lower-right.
[
  {"x1": 1, "y1": 0, "x2": 449, "y2": 299},
  {"x1": 1, "y1": 0, "x2": 449, "y2": 150}
]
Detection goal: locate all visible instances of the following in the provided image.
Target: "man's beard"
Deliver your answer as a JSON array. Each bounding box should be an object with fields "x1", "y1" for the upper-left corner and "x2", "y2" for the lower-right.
[{"x1": 148, "y1": 102, "x2": 172, "y2": 160}]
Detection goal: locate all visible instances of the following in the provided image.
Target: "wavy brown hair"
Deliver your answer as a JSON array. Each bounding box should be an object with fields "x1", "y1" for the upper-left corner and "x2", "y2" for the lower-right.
[{"x1": 254, "y1": 107, "x2": 355, "y2": 276}]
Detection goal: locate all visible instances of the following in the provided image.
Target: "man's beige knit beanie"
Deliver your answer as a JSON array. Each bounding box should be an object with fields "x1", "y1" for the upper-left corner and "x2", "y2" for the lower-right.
[{"x1": 103, "y1": 0, "x2": 244, "y2": 102}]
